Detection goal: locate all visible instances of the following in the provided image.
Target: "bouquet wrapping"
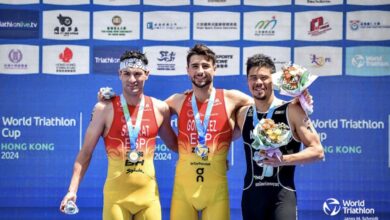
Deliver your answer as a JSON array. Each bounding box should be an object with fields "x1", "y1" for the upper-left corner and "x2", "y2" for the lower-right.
[
  {"x1": 273, "y1": 63, "x2": 318, "y2": 115},
  {"x1": 251, "y1": 118, "x2": 292, "y2": 177}
]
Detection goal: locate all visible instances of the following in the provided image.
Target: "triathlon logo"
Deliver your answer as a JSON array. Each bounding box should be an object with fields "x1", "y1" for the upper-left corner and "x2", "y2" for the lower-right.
[
  {"x1": 351, "y1": 54, "x2": 365, "y2": 68},
  {"x1": 323, "y1": 198, "x2": 341, "y2": 216}
]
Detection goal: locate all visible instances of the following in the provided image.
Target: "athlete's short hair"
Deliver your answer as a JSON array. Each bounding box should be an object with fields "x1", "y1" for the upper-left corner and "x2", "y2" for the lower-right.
[
  {"x1": 246, "y1": 54, "x2": 276, "y2": 76},
  {"x1": 120, "y1": 50, "x2": 148, "y2": 66},
  {"x1": 187, "y1": 44, "x2": 216, "y2": 67}
]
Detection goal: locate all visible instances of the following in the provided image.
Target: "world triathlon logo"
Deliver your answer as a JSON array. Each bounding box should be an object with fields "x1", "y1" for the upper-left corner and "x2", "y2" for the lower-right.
[{"x1": 323, "y1": 198, "x2": 341, "y2": 216}]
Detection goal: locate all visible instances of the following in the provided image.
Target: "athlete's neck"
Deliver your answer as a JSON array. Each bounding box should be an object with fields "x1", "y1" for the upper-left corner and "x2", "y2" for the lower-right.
[
  {"x1": 122, "y1": 92, "x2": 143, "y2": 106},
  {"x1": 254, "y1": 94, "x2": 278, "y2": 112},
  {"x1": 192, "y1": 84, "x2": 214, "y2": 103}
]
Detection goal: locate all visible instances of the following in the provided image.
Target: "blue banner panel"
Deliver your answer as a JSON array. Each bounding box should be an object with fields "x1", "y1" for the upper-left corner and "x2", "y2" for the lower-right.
[{"x1": 0, "y1": 9, "x2": 39, "y2": 39}]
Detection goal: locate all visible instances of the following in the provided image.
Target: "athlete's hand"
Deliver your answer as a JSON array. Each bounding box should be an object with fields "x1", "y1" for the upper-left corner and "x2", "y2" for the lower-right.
[
  {"x1": 262, "y1": 154, "x2": 285, "y2": 167},
  {"x1": 292, "y1": 89, "x2": 313, "y2": 105},
  {"x1": 59, "y1": 191, "x2": 77, "y2": 213}
]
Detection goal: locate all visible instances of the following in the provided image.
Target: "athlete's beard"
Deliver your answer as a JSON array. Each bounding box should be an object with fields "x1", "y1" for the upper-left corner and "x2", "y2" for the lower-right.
[
  {"x1": 252, "y1": 86, "x2": 267, "y2": 101},
  {"x1": 191, "y1": 78, "x2": 212, "y2": 88},
  {"x1": 253, "y1": 95, "x2": 267, "y2": 101}
]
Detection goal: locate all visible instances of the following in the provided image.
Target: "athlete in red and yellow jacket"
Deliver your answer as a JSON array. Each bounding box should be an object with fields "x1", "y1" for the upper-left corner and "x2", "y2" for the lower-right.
[
  {"x1": 166, "y1": 44, "x2": 251, "y2": 220},
  {"x1": 60, "y1": 50, "x2": 177, "y2": 220}
]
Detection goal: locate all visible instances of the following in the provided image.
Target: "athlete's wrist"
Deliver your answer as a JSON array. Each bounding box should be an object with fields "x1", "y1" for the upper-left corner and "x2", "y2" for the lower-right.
[
  {"x1": 67, "y1": 190, "x2": 77, "y2": 196},
  {"x1": 280, "y1": 155, "x2": 291, "y2": 166}
]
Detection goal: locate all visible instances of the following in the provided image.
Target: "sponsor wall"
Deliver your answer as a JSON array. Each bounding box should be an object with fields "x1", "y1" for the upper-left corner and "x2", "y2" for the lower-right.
[{"x1": 0, "y1": 0, "x2": 389, "y2": 219}]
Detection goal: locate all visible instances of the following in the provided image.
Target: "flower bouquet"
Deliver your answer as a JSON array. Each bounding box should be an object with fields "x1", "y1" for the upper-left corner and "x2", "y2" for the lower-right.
[
  {"x1": 273, "y1": 63, "x2": 318, "y2": 115},
  {"x1": 251, "y1": 118, "x2": 292, "y2": 177}
]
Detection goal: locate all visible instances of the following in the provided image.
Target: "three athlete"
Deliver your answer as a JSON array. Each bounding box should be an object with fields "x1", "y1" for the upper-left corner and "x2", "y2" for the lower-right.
[{"x1": 60, "y1": 45, "x2": 322, "y2": 220}]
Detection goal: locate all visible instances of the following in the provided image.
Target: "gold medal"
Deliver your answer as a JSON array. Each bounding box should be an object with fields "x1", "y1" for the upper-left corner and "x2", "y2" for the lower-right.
[
  {"x1": 128, "y1": 150, "x2": 139, "y2": 163},
  {"x1": 195, "y1": 144, "x2": 208, "y2": 159}
]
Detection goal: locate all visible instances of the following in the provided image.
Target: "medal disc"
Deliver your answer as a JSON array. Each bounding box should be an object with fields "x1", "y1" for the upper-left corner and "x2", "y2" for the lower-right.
[
  {"x1": 195, "y1": 144, "x2": 208, "y2": 159},
  {"x1": 128, "y1": 150, "x2": 139, "y2": 163}
]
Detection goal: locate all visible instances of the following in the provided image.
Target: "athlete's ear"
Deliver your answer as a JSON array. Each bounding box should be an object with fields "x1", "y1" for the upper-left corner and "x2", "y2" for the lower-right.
[{"x1": 145, "y1": 70, "x2": 150, "y2": 79}]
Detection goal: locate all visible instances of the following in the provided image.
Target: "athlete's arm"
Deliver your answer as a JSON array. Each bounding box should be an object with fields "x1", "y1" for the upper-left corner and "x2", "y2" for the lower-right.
[
  {"x1": 59, "y1": 101, "x2": 108, "y2": 212},
  {"x1": 155, "y1": 99, "x2": 178, "y2": 152},
  {"x1": 264, "y1": 102, "x2": 324, "y2": 166},
  {"x1": 164, "y1": 93, "x2": 185, "y2": 116},
  {"x1": 224, "y1": 89, "x2": 253, "y2": 111},
  {"x1": 232, "y1": 105, "x2": 250, "y2": 140}
]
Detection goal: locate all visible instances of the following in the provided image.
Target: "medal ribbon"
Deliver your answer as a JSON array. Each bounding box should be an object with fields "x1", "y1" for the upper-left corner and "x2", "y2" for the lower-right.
[
  {"x1": 252, "y1": 98, "x2": 280, "y2": 126},
  {"x1": 120, "y1": 94, "x2": 145, "y2": 150},
  {"x1": 191, "y1": 89, "x2": 216, "y2": 146}
]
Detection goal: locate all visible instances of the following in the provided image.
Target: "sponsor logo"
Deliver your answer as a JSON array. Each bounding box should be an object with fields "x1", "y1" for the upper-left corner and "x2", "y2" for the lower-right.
[
  {"x1": 93, "y1": 11, "x2": 139, "y2": 40},
  {"x1": 54, "y1": 14, "x2": 79, "y2": 37},
  {"x1": 193, "y1": 11, "x2": 240, "y2": 41},
  {"x1": 306, "y1": 0, "x2": 331, "y2": 3},
  {"x1": 59, "y1": 47, "x2": 73, "y2": 63},
  {"x1": 145, "y1": 0, "x2": 189, "y2": 5},
  {"x1": 294, "y1": 46, "x2": 342, "y2": 76},
  {"x1": 0, "y1": 0, "x2": 39, "y2": 4},
  {"x1": 157, "y1": 50, "x2": 176, "y2": 71},
  {"x1": 311, "y1": 54, "x2": 331, "y2": 67},
  {"x1": 254, "y1": 16, "x2": 277, "y2": 36},
  {"x1": 194, "y1": 0, "x2": 239, "y2": 6},
  {"x1": 146, "y1": 21, "x2": 185, "y2": 30},
  {"x1": 196, "y1": 167, "x2": 204, "y2": 182},
  {"x1": 93, "y1": 46, "x2": 138, "y2": 74},
  {"x1": 351, "y1": 55, "x2": 365, "y2": 68},
  {"x1": 216, "y1": 54, "x2": 233, "y2": 69},
  {"x1": 0, "y1": 45, "x2": 39, "y2": 74},
  {"x1": 209, "y1": 46, "x2": 239, "y2": 75},
  {"x1": 349, "y1": 20, "x2": 390, "y2": 31},
  {"x1": 43, "y1": 10, "x2": 89, "y2": 40},
  {"x1": 8, "y1": 49, "x2": 23, "y2": 64},
  {"x1": 196, "y1": 22, "x2": 238, "y2": 31},
  {"x1": 94, "y1": 0, "x2": 139, "y2": 5},
  {"x1": 0, "y1": 9, "x2": 39, "y2": 39},
  {"x1": 43, "y1": 45, "x2": 89, "y2": 74},
  {"x1": 296, "y1": 0, "x2": 342, "y2": 5},
  {"x1": 347, "y1": 0, "x2": 390, "y2": 5},
  {"x1": 143, "y1": 46, "x2": 187, "y2": 75},
  {"x1": 57, "y1": 47, "x2": 75, "y2": 72},
  {"x1": 323, "y1": 198, "x2": 341, "y2": 216},
  {"x1": 322, "y1": 198, "x2": 378, "y2": 218},
  {"x1": 346, "y1": 11, "x2": 390, "y2": 41},
  {"x1": 4, "y1": 49, "x2": 27, "y2": 70},
  {"x1": 274, "y1": 110, "x2": 285, "y2": 115},
  {"x1": 42, "y1": 0, "x2": 89, "y2": 4},
  {"x1": 351, "y1": 55, "x2": 390, "y2": 68},
  {"x1": 244, "y1": 0, "x2": 290, "y2": 6},
  {"x1": 308, "y1": 16, "x2": 331, "y2": 36},
  {"x1": 143, "y1": 11, "x2": 189, "y2": 41},
  {"x1": 346, "y1": 46, "x2": 390, "y2": 76},
  {"x1": 112, "y1": 15, "x2": 122, "y2": 26},
  {"x1": 100, "y1": 15, "x2": 133, "y2": 36}
]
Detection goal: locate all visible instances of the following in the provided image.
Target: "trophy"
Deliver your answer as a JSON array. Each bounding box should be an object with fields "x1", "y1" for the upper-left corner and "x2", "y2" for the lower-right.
[{"x1": 64, "y1": 200, "x2": 79, "y2": 215}]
